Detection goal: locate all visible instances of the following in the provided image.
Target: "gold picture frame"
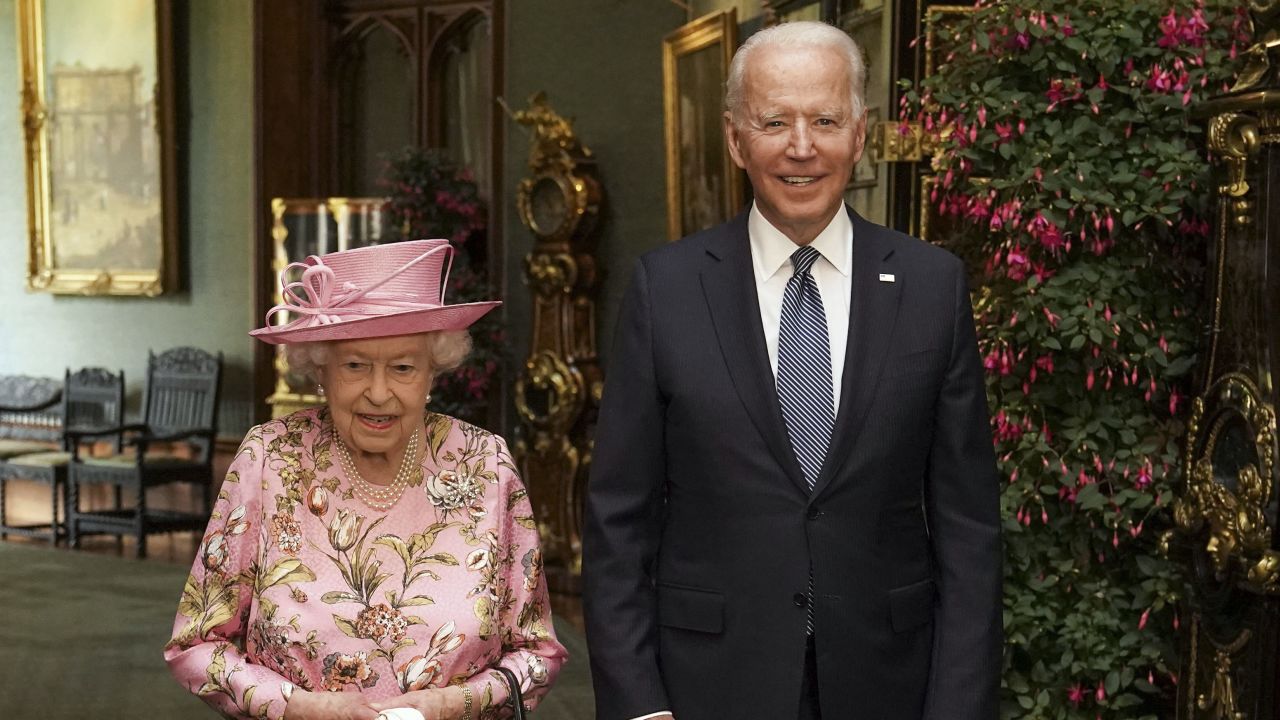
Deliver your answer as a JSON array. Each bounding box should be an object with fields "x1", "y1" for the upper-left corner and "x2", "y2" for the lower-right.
[
  {"x1": 17, "y1": 0, "x2": 178, "y2": 295},
  {"x1": 663, "y1": 9, "x2": 742, "y2": 242}
]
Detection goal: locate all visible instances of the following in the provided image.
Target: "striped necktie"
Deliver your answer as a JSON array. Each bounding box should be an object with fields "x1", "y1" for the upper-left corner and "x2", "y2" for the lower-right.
[
  {"x1": 777, "y1": 244, "x2": 835, "y2": 486},
  {"x1": 776, "y1": 244, "x2": 833, "y2": 635}
]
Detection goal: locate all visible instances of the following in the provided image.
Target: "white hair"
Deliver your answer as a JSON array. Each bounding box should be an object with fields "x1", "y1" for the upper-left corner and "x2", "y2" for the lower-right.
[
  {"x1": 725, "y1": 21, "x2": 867, "y2": 125},
  {"x1": 285, "y1": 331, "x2": 472, "y2": 383}
]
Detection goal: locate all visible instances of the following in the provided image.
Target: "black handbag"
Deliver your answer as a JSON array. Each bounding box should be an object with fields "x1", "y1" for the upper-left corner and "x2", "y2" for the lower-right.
[{"x1": 495, "y1": 666, "x2": 527, "y2": 720}]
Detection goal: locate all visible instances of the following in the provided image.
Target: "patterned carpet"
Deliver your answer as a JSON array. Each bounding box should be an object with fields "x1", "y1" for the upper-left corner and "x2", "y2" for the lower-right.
[{"x1": 0, "y1": 542, "x2": 594, "y2": 719}]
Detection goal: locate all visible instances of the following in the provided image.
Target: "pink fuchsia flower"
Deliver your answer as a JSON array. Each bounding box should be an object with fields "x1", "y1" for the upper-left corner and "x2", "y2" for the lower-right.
[
  {"x1": 1005, "y1": 247, "x2": 1029, "y2": 281},
  {"x1": 1136, "y1": 462, "x2": 1153, "y2": 489},
  {"x1": 1041, "y1": 307, "x2": 1061, "y2": 328},
  {"x1": 1045, "y1": 78, "x2": 1082, "y2": 111},
  {"x1": 1027, "y1": 212, "x2": 1065, "y2": 252},
  {"x1": 1159, "y1": 7, "x2": 1209, "y2": 48},
  {"x1": 1068, "y1": 682, "x2": 1086, "y2": 707}
]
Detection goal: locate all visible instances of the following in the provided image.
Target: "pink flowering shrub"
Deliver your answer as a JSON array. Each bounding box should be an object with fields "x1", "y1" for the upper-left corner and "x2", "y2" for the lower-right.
[
  {"x1": 381, "y1": 148, "x2": 503, "y2": 426},
  {"x1": 902, "y1": 1, "x2": 1248, "y2": 717}
]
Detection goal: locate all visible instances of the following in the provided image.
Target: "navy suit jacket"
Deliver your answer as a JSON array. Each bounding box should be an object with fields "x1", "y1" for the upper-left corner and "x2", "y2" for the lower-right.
[{"x1": 582, "y1": 207, "x2": 1002, "y2": 720}]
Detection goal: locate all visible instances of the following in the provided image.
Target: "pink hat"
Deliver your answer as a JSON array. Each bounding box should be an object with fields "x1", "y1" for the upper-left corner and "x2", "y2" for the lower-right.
[{"x1": 249, "y1": 239, "x2": 500, "y2": 345}]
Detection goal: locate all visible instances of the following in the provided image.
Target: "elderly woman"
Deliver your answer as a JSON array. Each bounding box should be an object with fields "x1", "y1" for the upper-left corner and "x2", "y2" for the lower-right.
[{"x1": 165, "y1": 240, "x2": 566, "y2": 720}]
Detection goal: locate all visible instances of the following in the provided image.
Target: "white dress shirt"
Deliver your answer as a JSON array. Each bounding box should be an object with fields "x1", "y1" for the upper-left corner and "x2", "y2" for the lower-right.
[
  {"x1": 624, "y1": 205, "x2": 852, "y2": 720},
  {"x1": 750, "y1": 202, "x2": 852, "y2": 415}
]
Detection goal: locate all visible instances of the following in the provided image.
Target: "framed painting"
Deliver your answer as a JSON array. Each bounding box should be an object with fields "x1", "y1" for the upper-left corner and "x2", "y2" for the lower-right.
[
  {"x1": 662, "y1": 9, "x2": 742, "y2": 241},
  {"x1": 850, "y1": 106, "x2": 880, "y2": 189},
  {"x1": 17, "y1": 0, "x2": 178, "y2": 295}
]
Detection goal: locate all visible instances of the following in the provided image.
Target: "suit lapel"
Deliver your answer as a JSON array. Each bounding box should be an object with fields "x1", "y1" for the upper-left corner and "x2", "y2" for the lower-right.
[
  {"x1": 810, "y1": 208, "x2": 902, "y2": 501},
  {"x1": 700, "y1": 214, "x2": 808, "y2": 494}
]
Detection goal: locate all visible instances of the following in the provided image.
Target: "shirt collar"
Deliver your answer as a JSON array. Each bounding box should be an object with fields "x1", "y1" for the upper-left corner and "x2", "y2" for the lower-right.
[{"x1": 748, "y1": 202, "x2": 852, "y2": 283}]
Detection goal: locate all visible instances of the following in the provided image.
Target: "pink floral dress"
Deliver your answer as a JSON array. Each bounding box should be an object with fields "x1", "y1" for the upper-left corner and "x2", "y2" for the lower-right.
[{"x1": 164, "y1": 408, "x2": 567, "y2": 719}]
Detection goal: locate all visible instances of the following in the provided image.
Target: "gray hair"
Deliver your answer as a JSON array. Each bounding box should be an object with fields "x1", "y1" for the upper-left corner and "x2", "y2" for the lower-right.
[
  {"x1": 725, "y1": 21, "x2": 867, "y2": 125},
  {"x1": 285, "y1": 330, "x2": 473, "y2": 384}
]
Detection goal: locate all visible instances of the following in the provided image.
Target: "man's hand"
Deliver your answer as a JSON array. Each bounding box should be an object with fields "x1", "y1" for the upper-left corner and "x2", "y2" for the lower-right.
[
  {"x1": 368, "y1": 687, "x2": 466, "y2": 720},
  {"x1": 282, "y1": 689, "x2": 379, "y2": 720}
]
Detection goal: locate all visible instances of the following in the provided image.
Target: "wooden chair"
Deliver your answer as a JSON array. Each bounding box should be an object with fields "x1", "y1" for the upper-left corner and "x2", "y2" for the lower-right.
[
  {"x1": 0, "y1": 375, "x2": 62, "y2": 453},
  {"x1": 68, "y1": 348, "x2": 222, "y2": 557},
  {"x1": 0, "y1": 368, "x2": 124, "y2": 543}
]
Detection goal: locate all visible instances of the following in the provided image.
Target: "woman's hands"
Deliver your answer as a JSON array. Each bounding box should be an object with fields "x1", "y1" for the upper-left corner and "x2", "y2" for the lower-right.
[
  {"x1": 282, "y1": 690, "x2": 379, "y2": 720},
  {"x1": 369, "y1": 686, "x2": 467, "y2": 720}
]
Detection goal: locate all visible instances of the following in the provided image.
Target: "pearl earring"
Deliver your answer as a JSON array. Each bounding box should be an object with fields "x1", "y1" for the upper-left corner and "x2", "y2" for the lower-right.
[{"x1": 316, "y1": 384, "x2": 326, "y2": 396}]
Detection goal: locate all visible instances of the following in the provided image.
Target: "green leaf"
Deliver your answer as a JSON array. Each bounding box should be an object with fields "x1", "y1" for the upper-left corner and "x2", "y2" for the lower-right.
[
  {"x1": 375, "y1": 535, "x2": 412, "y2": 569},
  {"x1": 258, "y1": 558, "x2": 316, "y2": 593},
  {"x1": 1076, "y1": 484, "x2": 1105, "y2": 510},
  {"x1": 333, "y1": 615, "x2": 360, "y2": 639}
]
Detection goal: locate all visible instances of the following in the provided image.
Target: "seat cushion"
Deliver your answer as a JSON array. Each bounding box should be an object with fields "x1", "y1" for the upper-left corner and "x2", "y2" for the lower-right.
[
  {"x1": 6, "y1": 451, "x2": 71, "y2": 467},
  {"x1": 81, "y1": 453, "x2": 194, "y2": 469},
  {"x1": 0, "y1": 439, "x2": 56, "y2": 458}
]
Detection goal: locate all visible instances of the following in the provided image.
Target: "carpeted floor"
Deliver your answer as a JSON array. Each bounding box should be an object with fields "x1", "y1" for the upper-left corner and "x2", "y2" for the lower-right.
[{"x1": 0, "y1": 542, "x2": 594, "y2": 719}]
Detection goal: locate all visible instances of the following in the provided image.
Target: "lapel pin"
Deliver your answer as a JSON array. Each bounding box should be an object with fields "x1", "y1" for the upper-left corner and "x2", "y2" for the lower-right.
[{"x1": 879, "y1": 273, "x2": 896, "y2": 283}]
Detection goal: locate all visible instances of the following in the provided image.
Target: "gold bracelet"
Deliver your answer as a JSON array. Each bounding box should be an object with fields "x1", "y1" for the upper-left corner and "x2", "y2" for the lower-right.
[{"x1": 460, "y1": 683, "x2": 473, "y2": 720}]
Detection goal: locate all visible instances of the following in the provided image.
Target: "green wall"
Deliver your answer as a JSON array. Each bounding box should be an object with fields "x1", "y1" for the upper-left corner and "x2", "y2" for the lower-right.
[
  {"x1": 501, "y1": 1, "x2": 686, "y2": 395},
  {"x1": 0, "y1": 1, "x2": 255, "y2": 435}
]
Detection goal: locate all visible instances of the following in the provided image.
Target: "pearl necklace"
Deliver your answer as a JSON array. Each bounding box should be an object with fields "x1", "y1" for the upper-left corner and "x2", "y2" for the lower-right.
[{"x1": 334, "y1": 426, "x2": 420, "y2": 512}]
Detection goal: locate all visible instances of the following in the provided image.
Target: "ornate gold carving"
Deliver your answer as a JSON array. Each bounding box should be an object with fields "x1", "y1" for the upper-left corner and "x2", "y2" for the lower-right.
[
  {"x1": 1175, "y1": 374, "x2": 1280, "y2": 593},
  {"x1": 1196, "y1": 629, "x2": 1252, "y2": 720},
  {"x1": 1232, "y1": 41, "x2": 1273, "y2": 94},
  {"x1": 1208, "y1": 113, "x2": 1260, "y2": 207},
  {"x1": 512, "y1": 97, "x2": 602, "y2": 593},
  {"x1": 515, "y1": 351, "x2": 586, "y2": 431},
  {"x1": 1258, "y1": 110, "x2": 1280, "y2": 143},
  {"x1": 512, "y1": 94, "x2": 600, "y2": 244},
  {"x1": 525, "y1": 253, "x2": 578, "y2": 298},
  {"x1": 873, "y1": 120, "x2": 923, "y2": 163},
  {"x1": 1228, "y1": 2, "x2": 1280, "y2": 93},
  {"x1": 512, "y1": 92, "x2": 588, "y2": 178}
]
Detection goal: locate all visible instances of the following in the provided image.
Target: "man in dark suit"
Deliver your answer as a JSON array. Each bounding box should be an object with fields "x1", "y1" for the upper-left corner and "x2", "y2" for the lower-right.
[{"x1": 582, "y1": 21, "x2": 1001, "y2": 720}]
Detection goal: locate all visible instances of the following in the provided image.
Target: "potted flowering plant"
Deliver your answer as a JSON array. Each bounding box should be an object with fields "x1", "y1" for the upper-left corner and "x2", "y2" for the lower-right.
[
  {"x1": 901, "y1": 1, "x2": 1248, "y2": 717},
  {"x1": 381, "y1": 148, "x2": 503, "y2": 427}
]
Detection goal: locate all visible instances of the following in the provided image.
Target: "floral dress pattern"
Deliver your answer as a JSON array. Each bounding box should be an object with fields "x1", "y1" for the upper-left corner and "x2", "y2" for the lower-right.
[{"x1": 164, "y1": 407, "x2": 567, "y2": 720}]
